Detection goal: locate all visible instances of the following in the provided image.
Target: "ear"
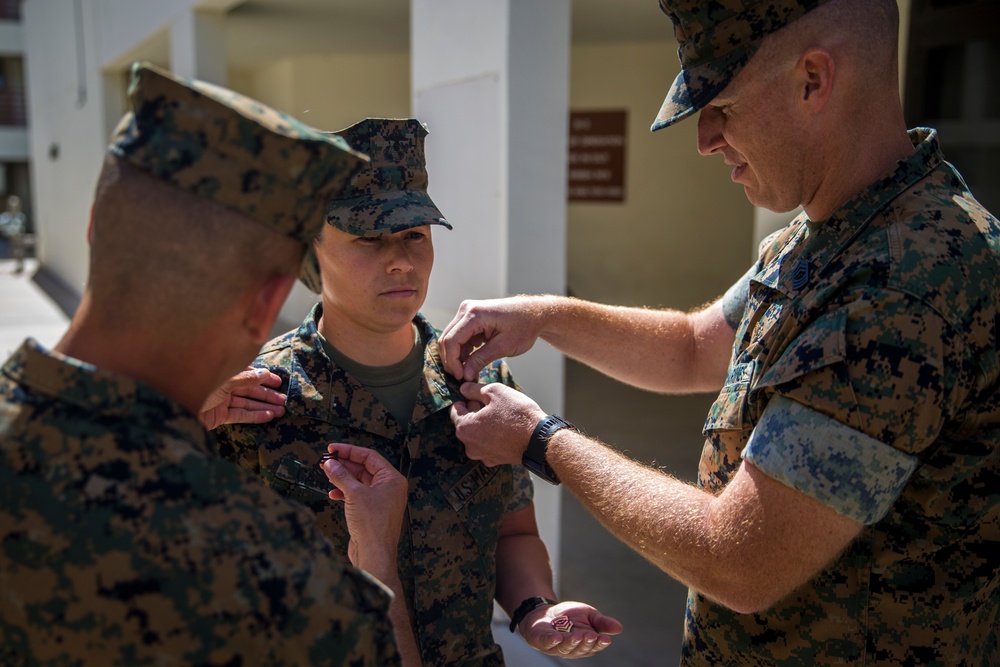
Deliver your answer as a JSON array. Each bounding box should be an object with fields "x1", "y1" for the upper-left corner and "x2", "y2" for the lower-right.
[
  {"x1": 797, "y1": 47, "x2": 835, "y2": 111},
  {"x1": 244, "y1": 273, "x2": 296, "y2": 346}
]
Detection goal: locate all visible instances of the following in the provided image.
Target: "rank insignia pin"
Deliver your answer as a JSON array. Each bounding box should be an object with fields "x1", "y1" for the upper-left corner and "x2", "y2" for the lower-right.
[
  {"x1": 791, "y1": 258, "x2": 810, "y2": 290},
  {"x1": 551, "y1": 615, "x2": 573, "y2": 633}
]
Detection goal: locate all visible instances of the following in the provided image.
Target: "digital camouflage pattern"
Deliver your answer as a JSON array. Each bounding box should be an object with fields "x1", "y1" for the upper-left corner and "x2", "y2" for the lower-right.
[
  {"x1": 0, "y1": 340, "x2": 400, "y2": 667},
  {"x1": 688, "y1": 129, "x2": 999, "y2": 665},
  {"x1": 109, "y1": 62, "x2": 368, "y2": 246},
  {"x1": 651, "y1": 0, "x2": 829, "y2": 131},
  {"x1": 216, "y1": 307, "x2": 535, "y2": 667},
  {"x1": 300, "y1": 118, "x2": 452, "y2": 293}
]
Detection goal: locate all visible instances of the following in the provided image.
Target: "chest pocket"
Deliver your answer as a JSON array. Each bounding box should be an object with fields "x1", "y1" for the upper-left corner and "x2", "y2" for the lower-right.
[
  {"x1": 265, "y1": 453, "x2": 336, "y2": 514},
  {"x1": 704, "y1": 359, "x2": 755, "y2": 434},
  {"x1": 755, "y1": 307, "x2": 865, "y2": 434},
  {"x1": 755, "y1": 308, "x2": 847, "y2": 389}
]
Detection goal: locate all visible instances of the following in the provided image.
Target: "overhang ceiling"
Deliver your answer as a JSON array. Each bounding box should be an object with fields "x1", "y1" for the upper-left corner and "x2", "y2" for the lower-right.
[{"x1": 225, "y1": 0, "x2": 672, "y2": 70}]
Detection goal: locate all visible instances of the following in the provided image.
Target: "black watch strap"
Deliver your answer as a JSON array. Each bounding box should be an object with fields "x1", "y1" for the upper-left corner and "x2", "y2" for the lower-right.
[
  {"x1": 522, "y1": 414, "x2": 574, "y2": 485},
  {"x1": 509, "y1": 596, "x2": 556, "y2": 633}
]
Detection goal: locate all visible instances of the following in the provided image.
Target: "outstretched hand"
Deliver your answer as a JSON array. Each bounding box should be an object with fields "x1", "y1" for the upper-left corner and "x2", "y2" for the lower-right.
[
  {"x1": 199, "y1": 367, "x2": 286, "y2": 430},
  {"x1": 519, "y1": 601, "x2": 623, "y2": 659}
]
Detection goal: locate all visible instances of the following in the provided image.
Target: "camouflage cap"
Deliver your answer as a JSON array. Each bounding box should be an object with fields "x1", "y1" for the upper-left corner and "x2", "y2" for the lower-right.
[
  {"x1": 651, "y1": 0, "x2": 829, "y2": 132},
  {"x1": 108, "y1": 61, "x2": 368, "y2": 245},
  {"x1": 299, "y1": 118, "x2": 452, "y2": 293}
]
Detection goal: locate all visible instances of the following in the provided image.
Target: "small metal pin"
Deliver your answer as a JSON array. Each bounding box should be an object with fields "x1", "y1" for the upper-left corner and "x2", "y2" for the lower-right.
[{"x1": 551, "y1": 615, "x2": 573, "y2": 633}]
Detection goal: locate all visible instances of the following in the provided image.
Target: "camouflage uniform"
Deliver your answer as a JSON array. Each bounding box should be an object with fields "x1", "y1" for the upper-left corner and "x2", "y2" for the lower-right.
[
  {"x1": 216, "y1": 306, "x2": 535, "y2": 667},
  {"x1": 686, "y1": 129, "x2": 999, "y2": 665},
  {"x1": 0, "y1": 340, "x2": 398, "y2": 666},
  {"x1": 0, "y1": 63, "x2": 398, "y2": 665}
]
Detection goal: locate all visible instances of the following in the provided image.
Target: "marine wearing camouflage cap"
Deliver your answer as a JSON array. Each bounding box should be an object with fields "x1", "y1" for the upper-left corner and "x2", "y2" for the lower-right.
[
  {"x1": 300, "y1": 118, "x2": 452, "y2": 293},
  {"x1": 651, "y1": 0, "x2": 830, "y2": 131},
  {"x1": 215, "y1": 307, "x2": 534, "y2": 666},
  {"x1": 109, "y1": 61, "x2": 368, "y2": 245},
  {"x1": 0, "y1": 62, "x2": 401, "y2": 665}
]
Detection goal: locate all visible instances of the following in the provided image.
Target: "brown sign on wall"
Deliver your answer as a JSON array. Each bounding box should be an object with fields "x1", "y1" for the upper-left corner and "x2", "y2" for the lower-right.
[{"x1": 568, "y1": 110, "x2": 627, "y2": 203}]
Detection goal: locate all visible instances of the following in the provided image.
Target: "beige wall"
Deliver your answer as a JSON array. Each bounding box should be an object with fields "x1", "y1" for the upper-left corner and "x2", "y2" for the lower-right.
[
  {"x1": 569, "y1": 0, "x2": 911, "y2": 307},
  {"x1": 233, "y1": 51, "x2": 410, "y2": 134},
  {"x1": 229, "y1": 51, "x2": 411, "y2": 325},
  {"x1": 568, "y1": 42, "x2": 755, "y2": 311},
  {"x1": 239, "y1": 41, "x2": 758, "y2": 325},
  {"x1": 228, "y1": 40, "x2": 756, "y2": 325}
]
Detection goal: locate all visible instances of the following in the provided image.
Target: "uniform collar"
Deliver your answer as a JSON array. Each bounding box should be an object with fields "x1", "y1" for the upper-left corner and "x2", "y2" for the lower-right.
[
  {"x1": 755, "y1": 128, "x2": 943, "y2": 298},
  {"x1": 2, "y1": 338, "x2": 211, "y2": 454},
  {"x1": 283, "y1": 304, "x2": 462, "y2": 434}
]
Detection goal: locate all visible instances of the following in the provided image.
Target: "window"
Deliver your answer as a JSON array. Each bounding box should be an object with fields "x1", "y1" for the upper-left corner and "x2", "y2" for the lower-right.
[{"x1": 904, "y1": 0, "x2": 1000, "y2": 213}]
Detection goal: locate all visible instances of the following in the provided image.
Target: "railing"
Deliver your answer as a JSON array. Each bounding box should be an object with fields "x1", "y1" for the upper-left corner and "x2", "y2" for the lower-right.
[
  {"x1": 0, "y1": 0, "x2": 21, "y2": 22},
  {"x1": 0, "y1": 89, "x2": 26, "y2": 126}
]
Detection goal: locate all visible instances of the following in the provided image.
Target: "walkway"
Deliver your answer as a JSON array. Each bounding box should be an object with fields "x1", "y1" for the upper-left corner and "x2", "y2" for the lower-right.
[{"x1": 0, "y1": 258, "x2": 71, "y2": 359}]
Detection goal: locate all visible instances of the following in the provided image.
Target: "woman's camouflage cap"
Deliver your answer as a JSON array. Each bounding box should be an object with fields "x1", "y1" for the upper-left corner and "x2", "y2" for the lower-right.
[
  {"x1": 108, "y1": 61, "x2": 368, "y2": 246},
  {"x1": 299, "y1": 117, "x2": 452, "y2": 293},
  {"x1": 651, "y1": 0, "x2": 829, "y2": 132}
]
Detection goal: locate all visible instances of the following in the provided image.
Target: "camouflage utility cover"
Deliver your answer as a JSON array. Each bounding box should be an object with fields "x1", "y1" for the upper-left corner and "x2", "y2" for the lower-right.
[
  {"x1": 217, "y1": 308, "x2": 534, "y2": 667},
  {"x1": 109, "y1": 62, "x2": 368, "y2": 246},
  {"x1": 686, "y1": 129, "x2": 999, "y2": 665},
  {"x1": 300, "y1": 118, "x2": 451, "y2": 293},
  {"x1": 0, "y1": 340, "x2": 400, "y2": 667},
  {"x1": 651, "y1": 0, "x2": 829, "y2": 131}
]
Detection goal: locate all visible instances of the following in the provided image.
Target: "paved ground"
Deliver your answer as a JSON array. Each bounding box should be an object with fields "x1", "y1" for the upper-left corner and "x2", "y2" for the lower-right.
[{"x1": 0, "y1": 258, "x2": 70, "y2": 359}]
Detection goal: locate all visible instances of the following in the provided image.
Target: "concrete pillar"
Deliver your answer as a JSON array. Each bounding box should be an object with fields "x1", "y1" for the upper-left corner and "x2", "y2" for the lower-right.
[
  {"x1": 170, "y1": 9, "x2": 226, "y2": 85},
  {"x1": 411, "y1": 0, "x2": 571, "y2": 588}
]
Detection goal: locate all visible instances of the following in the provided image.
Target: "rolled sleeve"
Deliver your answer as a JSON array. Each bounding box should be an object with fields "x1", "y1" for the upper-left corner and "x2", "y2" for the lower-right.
[{"x1": 743, "y1": 395, "x2": 918, "y2": 525}]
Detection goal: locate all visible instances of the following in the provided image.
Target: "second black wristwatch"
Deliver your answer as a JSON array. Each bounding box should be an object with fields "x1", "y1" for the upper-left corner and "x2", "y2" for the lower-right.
[{"x1": 522, "y1": 414, "x2": 575, "y2": 485}]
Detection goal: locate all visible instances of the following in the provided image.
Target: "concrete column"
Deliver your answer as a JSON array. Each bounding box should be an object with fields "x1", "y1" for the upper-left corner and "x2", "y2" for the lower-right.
[
  {"x1": 170, "y1": 9, "x2": 226, "y2": 85},
  {"x1": 411, "y1": 0, "x2": 571, "y2": 588}
]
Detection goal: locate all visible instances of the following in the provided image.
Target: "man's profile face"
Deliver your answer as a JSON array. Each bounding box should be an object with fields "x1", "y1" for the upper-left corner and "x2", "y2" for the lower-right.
[
  {"x1": 695, "y1": 53, "x2": 808, "y2": 214},
  {"x1": 315, "y1": 224, "x2": 434, "y2": 335}
]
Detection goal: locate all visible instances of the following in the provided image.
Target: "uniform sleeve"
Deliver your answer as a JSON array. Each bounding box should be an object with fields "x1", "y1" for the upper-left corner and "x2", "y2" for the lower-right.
[
  {"x1": 744, "y1": 292, "x2": 972, "y2": 522},
  {"x1": 743, "y1": 395, "x2": 917, "y2": 524},
  {"x1": 225, "y1": 477, "x2": 401, "y2": 666},
  {"x1": 721, "y1": 259, "x2": 760, "y2": 331},
  {"x1": 300, "y1": 555, "x2": 402, "y2": 667},
  {"x1": 507, "y1": 463, "x2": 535, "y2": 514}
]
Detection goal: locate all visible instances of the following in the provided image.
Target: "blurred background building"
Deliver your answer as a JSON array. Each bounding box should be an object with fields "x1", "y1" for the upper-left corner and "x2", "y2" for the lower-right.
[
  {"x1": 0, "y1": 0, "x2": 31, "y2": 260},
  {"x1": 4, "y1": 1, "x2": 997, "y2": 664}
]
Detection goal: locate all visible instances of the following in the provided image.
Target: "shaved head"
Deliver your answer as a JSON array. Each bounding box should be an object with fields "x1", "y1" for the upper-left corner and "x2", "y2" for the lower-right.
[
  {"x1": 754, "y1": 0, "x2": 900, "y2": 97},
  {"x1": 88, "y1": 154, "x2": 304, "y2": 341}
]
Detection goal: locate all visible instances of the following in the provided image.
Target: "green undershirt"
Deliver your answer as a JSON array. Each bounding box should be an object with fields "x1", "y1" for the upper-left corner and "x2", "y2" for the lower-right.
[{"x1": 319, "y1": 324, "x2": 425, "y2": 424}]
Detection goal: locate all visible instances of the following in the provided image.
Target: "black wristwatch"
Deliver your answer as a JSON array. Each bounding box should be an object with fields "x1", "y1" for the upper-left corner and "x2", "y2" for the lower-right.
[
  {"x1": 509, "y1": 596, "x2": 556, "y2": 633},
  {"x1": 522, "y1": 414, "x2": 574, "y2": 485}
]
